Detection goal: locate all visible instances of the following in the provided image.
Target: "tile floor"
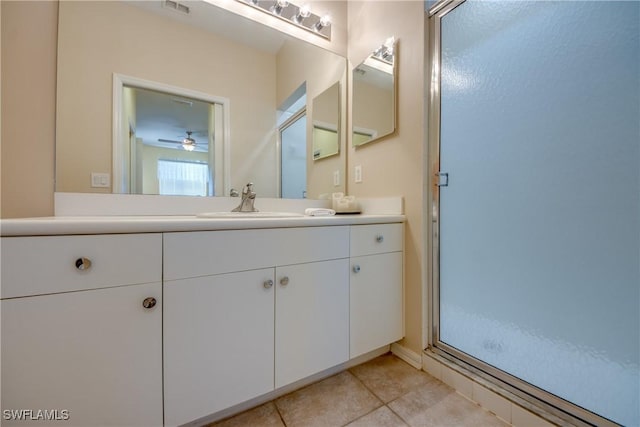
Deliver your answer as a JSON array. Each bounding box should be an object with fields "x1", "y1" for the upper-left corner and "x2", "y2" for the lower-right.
[{"x1": 209, "y1": 353, "x2": 508, "y2": 427}]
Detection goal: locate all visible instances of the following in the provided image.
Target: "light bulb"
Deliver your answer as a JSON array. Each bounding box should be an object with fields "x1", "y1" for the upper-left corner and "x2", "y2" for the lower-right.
[
  {"x1": 272, "y1": 0, "x2": 288, "y2": 15},
  {"x1": 315, "y1": 14, "x2": 331, "y2": 31},
  {"x1": 183, "y1": 143, "x2": 195, "y2": 152},
  {"x1": 384, "y1": 37, "x2": 395, "y2": 49},
  {"x1": 294, "y1": 3, "x2": 311, "y2": 23}
]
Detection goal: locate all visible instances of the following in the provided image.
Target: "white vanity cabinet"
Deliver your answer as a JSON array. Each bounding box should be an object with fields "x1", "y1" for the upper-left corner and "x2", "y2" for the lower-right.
[
  {"x1": 275, "y1": 259, "x2": 349, "y2": 388},
  {"x1": 349, "y1": 224, "x2": 404, "y2": 358},
  {"x1": 162, "y1": 227, "x2": 350, "y2": 427},
  {"x1": 0, "y1": 234, "x2": 163, "y2": 427},
  {"x1": 163, "y1": 268, "x2": 276, "y2": 426},
  {"x1": 0, "y1": 218, "x2": 404, "y2": 427}
]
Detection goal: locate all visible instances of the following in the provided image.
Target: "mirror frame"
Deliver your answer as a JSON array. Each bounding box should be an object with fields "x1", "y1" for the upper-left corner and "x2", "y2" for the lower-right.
[{"x1": 351, "y1": 38, "x2": 397, "y2": 147}]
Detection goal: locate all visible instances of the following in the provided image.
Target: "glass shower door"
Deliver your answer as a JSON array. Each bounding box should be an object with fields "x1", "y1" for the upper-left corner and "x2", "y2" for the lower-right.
[
  {"x1": 435, "y1": 1, "x2": 639, "y2": 425},
  {"x1": 280, "y1": 110, "x2": 307, "y2": 199}
]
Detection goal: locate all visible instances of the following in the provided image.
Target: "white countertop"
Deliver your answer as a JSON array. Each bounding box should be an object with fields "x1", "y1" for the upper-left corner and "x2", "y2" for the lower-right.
[{"x1": 0, "y1": 214, "x2": 406, "y2": 236}]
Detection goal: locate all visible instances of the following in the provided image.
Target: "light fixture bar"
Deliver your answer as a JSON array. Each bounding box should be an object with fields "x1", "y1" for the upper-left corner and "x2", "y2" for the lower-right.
[
  {"x1": 371, "y1": 37, "x2": 395, "y2": 65},
  {"x1": 236, "y1": 0, "x2": 332, "y2": 40}
]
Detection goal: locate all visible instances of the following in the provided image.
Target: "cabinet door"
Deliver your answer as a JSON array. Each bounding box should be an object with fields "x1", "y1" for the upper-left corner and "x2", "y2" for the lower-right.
[
  {"x1": 1, "y1": 283, "x2": 163, "y2": 427},
  {"x1": 275, "y1": 259, "x2": 349, "y2": 388},
  {"x1": 164, "y1": 269, "x2": 275, "y2": 427},
  {"x1": 350, "y1": 252, "x2": 403, "y2": 358}
]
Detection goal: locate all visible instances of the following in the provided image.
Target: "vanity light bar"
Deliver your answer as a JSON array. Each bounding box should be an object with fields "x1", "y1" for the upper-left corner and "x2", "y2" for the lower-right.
[
  {"x1": 237, "y1": 0, "x2": 332, "y2": 40},
  {"x1": 372, "y1": 37, "x2": 395, "y2": 65}
]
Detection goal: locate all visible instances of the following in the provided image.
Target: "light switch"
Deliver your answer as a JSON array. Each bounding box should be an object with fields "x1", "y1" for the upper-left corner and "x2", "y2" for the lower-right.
[
  {"x1": 91, "y1": 173, "x2": 110, "y2": 188},
  {"x1": 333, "y1": 170, "x2": 340, "y2": 186},
  {"x1": 354, "y1": 165, "x2": 362, "y2": 183}
]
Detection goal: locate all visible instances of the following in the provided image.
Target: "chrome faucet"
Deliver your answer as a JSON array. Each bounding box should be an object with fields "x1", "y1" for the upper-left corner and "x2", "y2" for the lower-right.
[{"x1": 232, "y1": 182, "x2": 258, "y2": 212}]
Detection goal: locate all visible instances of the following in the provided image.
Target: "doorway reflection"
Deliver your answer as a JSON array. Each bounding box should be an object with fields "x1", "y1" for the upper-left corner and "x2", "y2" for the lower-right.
[
  {"x1": 278, "y1": 86, "x2": 307, "y2": 199},
  {"x1": 122, "y1": 85, "x2": 222, "y2": 196}
]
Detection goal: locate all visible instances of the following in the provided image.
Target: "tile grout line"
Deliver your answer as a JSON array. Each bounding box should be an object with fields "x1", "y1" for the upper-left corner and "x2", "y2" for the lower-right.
[
  {"x1": 218, "y1": 355, "x2": 457, "y2": 427},
  {"x1": 347, "y1": 356, "x2": 460, "y2": 427},
  {"x1": 385, "y1": 402, "x2": 412, "y2": 427},
  {"x1": 340, "y1": 369, "x2": 386, "y2": 426},
  {"x1": 345, "y1": 364, "x2": 415, "y2": 427},
  {"x1": 338, "y1": 406, "x2": 382, "y2": 427},
  {"x1": 379, "y1": 381, "x2": 425, "y2": 427},
  {"x1": 272, "y1": 401, "x2": 288, "y2": 427}
]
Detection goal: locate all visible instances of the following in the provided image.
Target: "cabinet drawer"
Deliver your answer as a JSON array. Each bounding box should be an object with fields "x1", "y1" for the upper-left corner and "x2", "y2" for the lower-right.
[
  {"x1": 164, "y1": 226, "x2": 349, "y2": 281},
  {"x1": 1, "y1": 234, "x2": 162, "y2": 299},
  {"x1": 350, "y1": 223, "x2": 403, "y2": 257}
]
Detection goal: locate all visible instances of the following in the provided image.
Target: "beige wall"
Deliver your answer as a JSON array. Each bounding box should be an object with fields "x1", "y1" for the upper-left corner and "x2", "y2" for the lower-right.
[
  {"x1": 56, "y1": 1, "x2": 277, "y2": 196},
  {"x1": 276, "y1": 40, "x2": 347, "y2": 198},
  {"x1": 313, "y1": 82, "x2": 340, "y2": 126},
  {"x1": 348, "y1": 1, "x2": 427, "y2": 353},
  {"x1": 1, "y1": 1, "x2": 57, "y2": 218}
]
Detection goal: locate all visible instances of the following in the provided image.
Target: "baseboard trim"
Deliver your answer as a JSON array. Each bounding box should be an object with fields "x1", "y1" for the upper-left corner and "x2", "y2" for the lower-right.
[
  {"x1": 423, "y1": 349, "x2": 582, "y2": 427},
  {"x1": 390, "y1": 342, "x2": 422, "y2": 369}
]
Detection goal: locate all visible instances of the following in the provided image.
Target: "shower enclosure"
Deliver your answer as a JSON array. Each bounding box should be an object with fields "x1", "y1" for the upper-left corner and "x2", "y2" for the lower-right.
[{"x1": 429, "y1": 1, "x2": 639, "y2": 426}]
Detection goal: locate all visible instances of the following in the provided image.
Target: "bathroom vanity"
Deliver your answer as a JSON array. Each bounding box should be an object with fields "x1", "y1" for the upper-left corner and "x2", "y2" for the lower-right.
[{"x1": 0, "y1": 214, "x2": 404, "y2": 426}]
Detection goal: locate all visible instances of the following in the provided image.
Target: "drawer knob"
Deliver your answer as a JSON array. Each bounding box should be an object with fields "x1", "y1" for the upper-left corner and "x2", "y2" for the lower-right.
[
  {"x1": 75, "y1": 257, "x2": 92, "y2": 271},
  {"x1": 263, "y1": 279, "x2": 274, "y2": 289},
  {"x1": 142, "y1": 297, "x2": 157, "y2": 309},
  {"x1": 353, "y1": 265, "x2": 361, "y2": 273},
  {"x1": 376, "y1": 235, "x2": 384, "y2": 243},
  {"x1": 280, "y1": 276, "x2": 290, "y2": 286}
]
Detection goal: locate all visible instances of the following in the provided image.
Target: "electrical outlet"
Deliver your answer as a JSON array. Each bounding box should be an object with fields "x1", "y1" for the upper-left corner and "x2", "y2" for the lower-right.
[
  {"x1": 354, "y1": 165, "x2": 362, "y2": 183},
  {"x1": 333, "y1": 170, "x2": 340, "y2": 186},
  {"x1": 91, "y1": 173, "x2": 110, "y2": 188}
]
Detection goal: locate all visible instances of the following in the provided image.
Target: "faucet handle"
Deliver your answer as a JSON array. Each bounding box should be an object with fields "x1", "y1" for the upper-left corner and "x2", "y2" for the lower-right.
[{"x1": 244, "y1": 182, "x2": 254, "y2": 194}]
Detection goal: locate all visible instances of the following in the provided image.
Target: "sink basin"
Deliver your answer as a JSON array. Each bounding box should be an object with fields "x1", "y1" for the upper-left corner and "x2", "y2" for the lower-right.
[{"x1": 196, "y1": 211, "x2": 304, "y2": 219}]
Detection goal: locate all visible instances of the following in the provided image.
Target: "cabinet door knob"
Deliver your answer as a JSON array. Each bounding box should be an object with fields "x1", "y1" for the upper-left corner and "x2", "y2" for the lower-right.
[
  {"x1": 142, "y1": 297, "x2": 157, "y2": 309},
  {"x1": 263, "y1": 279, "x2": 274, "y2": 289},
  {"x1": 75, "y1": 257, "x2": 92, "y2": 271},
  {"x1": 280, "y1": 276, "x2": 290, "y2": 286},
  {"x1": 376, "y1": 235, "x2": 384, "y2": 243},
  {"x1": 353, "y1": 265, "x2": 361, "y2": 273}
]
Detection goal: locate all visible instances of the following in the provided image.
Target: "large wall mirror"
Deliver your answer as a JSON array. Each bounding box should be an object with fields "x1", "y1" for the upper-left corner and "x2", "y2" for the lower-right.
[
  {"x1": 55, "y1": 0, "x2": 346, "y2": 199},
  {"x1": 352, "y1": 37, "x2": 397, "y2": 146}
]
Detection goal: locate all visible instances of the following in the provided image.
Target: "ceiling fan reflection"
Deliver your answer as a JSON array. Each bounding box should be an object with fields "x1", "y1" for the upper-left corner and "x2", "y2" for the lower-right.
[{"x1": 158, "y1": 130, "x2": 199, "y2": 151}]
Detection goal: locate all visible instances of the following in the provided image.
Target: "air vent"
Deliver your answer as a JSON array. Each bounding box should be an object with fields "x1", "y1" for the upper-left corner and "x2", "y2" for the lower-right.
[
  {"x1": 163, "y1": 0, "x2": 190, "y2": 15},
  {"x1": 171, "y1": 98, "x2": 193, "y2": 107}
]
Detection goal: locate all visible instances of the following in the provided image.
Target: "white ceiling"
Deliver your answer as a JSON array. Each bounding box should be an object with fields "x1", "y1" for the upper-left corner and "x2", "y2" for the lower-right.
[
  {"x1": 126, "y1": 0, "x2": 287, "y2": 54},
  {"x1": 132, "y1": 87, "x2": 211, "y2": 153}
]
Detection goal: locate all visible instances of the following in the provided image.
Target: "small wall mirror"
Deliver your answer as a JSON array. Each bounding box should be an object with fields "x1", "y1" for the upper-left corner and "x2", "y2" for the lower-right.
[
  {"x1": 312, "y1": 81, "x2": 341, "y2": 160},
  {"x1": 352, "y1": 37, "x2": 397, "y2": 147}
]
